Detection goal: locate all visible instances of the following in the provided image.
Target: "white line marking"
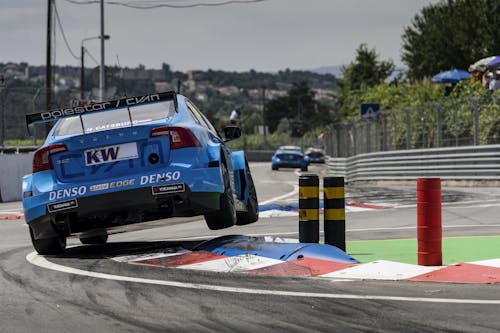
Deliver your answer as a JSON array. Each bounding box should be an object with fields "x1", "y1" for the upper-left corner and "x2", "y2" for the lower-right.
[
  {"x1": 260, "y1": 184, "x2": 299, "y2": 205},
  {"x1": 140, "y1": 222, "x2": 500, "y2": 243},
  {"x1": 26, "y1": 252, "x2": 500, "y2": 304}
]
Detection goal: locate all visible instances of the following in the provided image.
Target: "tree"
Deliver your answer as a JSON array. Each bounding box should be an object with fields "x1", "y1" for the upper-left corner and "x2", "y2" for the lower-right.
[
  {"x1": 338, "y1": 44, "x2": 394, "y2": 118},
  {"x1": 265, "y1": 81, "x2": 332, "y2": 136},
  {"x1": 401, "y1": 0, "x2": 500, "y2": 80}
]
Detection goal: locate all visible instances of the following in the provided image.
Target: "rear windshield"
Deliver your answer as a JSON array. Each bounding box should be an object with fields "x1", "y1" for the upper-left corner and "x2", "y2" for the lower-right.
[
  {"x1": 277, "y1": 153, "x2": 303, "y2": 160},
  {"x1": 53, "y1": 100, "x2": 175, "y2": 136}
]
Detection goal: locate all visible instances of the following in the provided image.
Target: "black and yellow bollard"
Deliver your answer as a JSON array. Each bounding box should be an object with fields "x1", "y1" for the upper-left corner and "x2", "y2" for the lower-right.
[
  {"x1": 323, "y1": 176, "x2": 346, "y2": 251},
  {"x1": 299, "y1": 175, "x2": 319, "y2": 243}
]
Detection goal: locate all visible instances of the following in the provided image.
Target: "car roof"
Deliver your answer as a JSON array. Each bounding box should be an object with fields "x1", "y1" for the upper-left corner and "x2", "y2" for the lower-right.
[
  {"x1": 279, "y1": 145, "x2": 301, "y2": 150},
  {"x1": 275, "y1": 149, "x2": 304, "y2": 156}
]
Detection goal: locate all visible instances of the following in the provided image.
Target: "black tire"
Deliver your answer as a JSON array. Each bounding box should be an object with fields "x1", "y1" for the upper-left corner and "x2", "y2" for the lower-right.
[
  {"x1": 204, "y1": 163, "x2": 236, "y2": 230},
  {"x1": 301, "y1": 166, "x2": 308, "y2": 172},
  {"x1": 272, "y1": 165, "x2": 278, "y2": 170},
  {"x1": 236, "y1": 164, "x2": 259, "y2": 225},
  {"x1": 79, "y1": 233, "x2": 108, "y2": 245},
  {"x1": 29, "y1": 225, "x2": 66, "y2": 255}
]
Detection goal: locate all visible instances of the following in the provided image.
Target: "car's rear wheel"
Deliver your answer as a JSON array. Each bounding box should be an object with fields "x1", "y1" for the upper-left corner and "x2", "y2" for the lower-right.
[
  {"x1": 29, "y1": 225, "x2": 66, "y2": 255},
  {"x1": 204, "y1": 163, "x2": 236, "y2": 230},
  {"x1": 272, "y1": 165, "x2": 278, "y2": 170},
  {"x1": 301, "y1": 166, "x2": 308, "y2": 171},
  {"x1": 236, "y1": 164, "x2": 259, "y2": 225}
]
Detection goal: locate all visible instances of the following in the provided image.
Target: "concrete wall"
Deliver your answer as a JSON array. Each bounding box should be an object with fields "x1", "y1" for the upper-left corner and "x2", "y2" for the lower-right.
[
  {"x1": 0, "y1": 153, "x2": 33, "y2": 202},
  {"x1": 245, "y1": 150, "x2": 274, "y2": 162}
]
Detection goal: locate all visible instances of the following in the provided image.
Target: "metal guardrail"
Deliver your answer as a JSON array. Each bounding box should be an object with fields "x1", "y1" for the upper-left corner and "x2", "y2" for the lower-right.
[
  {"x1": 327, "y1": 144, "x2": 500, "y2": 182},
  {"x1": 0, "y1": 146, "x2": 38, "y2": 154}
]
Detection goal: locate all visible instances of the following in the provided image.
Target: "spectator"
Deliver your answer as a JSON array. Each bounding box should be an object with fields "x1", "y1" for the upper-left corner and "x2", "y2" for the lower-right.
[
  {"x1": 490, "y1": 70, "x2": 500, "y2": 90},
  {"x1": 482, "y1": 71, "x2": 491, "y2": 88},
  {"x1": 229, "y1": 109, "x2": 239, "y2": 124}
]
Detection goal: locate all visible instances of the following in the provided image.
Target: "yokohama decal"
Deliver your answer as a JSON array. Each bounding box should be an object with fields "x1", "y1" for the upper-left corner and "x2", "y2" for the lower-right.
[
  {"x1": 47, "y1": 199, "x2": 78, "y2": 213},
  {"x1": 151, "y1": 183, "x2": 185, "y2": 195}
]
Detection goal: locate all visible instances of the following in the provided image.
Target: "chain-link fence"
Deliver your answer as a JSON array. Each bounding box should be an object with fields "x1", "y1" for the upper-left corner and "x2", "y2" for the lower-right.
[
  {"x1": 0, "y1": 86, "x2": 63, "y2": 147},
  {"x1": 324, "y1": 95, "x2": 500, "y2": 157}
]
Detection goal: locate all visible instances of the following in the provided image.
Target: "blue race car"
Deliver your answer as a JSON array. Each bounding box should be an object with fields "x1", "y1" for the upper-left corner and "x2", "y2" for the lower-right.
[
  {"x1": 271, "y1": 148, "x2": 309, "y2": 171},
  {"x1": 23, "y1": 91, "x2": 258, "y2": 254}
]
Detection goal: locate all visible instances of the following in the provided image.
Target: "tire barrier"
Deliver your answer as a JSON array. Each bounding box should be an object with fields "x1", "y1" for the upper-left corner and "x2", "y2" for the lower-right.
[
  {"x1": 417, "y1": 178, "x2": 442, "y2": 266},
  {"x1": 298, "y1": 174, "x2": 319, "y2": 243},
  {"x1": 323, "y1": 177, "x2": 346, "y2": 251}
]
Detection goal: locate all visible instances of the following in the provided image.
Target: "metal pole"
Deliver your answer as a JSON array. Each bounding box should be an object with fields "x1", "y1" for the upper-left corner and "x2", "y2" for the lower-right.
[
  {"x1": 365, "y1": 121, "x2": 371, "y2": 153},
  {"x1": 99, "y1": 0, "x2": 105, "y2": 102},
  {"x1": 32, "y1": 88, "x2": 42, "y2": 145},
  {"x1": 405, "y1": 107, "x2": 411, "y2": 149},
  {"x1": 471, "y1": 97, "x2": 479, "y2": 146},
  {"x1": 262, "y1": 86, "x2": 266, "y2": 139},
  {"x1": 435, "y1": 103, "x2": 442, "y2": 148},
  {"x1": 46, "y1": 0, "x2": 53, "y2": 135},
  {"x1": 382, "y1": 112, "x2": 388, "y2": 151},
  {"x1": 0, "y1": 87, "x2": 4, "y2": 147},
  {"x1": 80, "y1": 45, "x2": 85, "y2": 100},
  {"x1": 352, "y1": 122, "x2": 357, "y2": 156},
  {"x1": 421, "y1": 116, "x2": 425, "y2": 148}
]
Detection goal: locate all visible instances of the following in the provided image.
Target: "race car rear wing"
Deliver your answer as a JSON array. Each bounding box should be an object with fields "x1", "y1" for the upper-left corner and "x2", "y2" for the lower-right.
[{"x1": 26, "y1": 91, "x2": 178, "y2": 126}]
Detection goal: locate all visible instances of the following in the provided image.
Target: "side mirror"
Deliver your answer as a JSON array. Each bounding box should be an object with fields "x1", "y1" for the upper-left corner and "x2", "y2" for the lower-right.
[{"x1": 223, "y1": 126, "x2": 241, "y2": 141}]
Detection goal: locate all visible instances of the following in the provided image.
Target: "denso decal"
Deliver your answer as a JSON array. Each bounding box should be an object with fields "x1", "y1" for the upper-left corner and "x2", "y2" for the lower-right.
[
  {"x1": 140, "y1": 171, "x2": 181, "y2": 185},
  {"x1": 49, "y1": 186, "x2": 87, "y2": 201}
]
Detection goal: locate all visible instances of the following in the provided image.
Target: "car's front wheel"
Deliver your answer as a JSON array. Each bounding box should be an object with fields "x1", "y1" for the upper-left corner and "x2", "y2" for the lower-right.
[
  {"x1": 29, "y1": 225, "x2": 66, "y2": 255},
  {"x1": 204, "y1": 163, "x2": 237, "y2": 230},
  {"x1": 236, "y1": 164, "x2": 259, "y2": 225}
]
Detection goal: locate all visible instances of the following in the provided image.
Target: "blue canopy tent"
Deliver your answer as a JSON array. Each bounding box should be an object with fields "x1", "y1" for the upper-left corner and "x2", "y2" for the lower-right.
[
  {"x1": 487, "y1": 56, "x2": 500, "y2": 70},
  {"x1": 431, "y1": 69, "x2": 470, "y2": 84}
]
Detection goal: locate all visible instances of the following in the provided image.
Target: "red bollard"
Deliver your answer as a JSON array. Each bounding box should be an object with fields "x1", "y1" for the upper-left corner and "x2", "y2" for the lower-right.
[{"x1": 417, "y1": 178, "x2": 442, "y2": 266}]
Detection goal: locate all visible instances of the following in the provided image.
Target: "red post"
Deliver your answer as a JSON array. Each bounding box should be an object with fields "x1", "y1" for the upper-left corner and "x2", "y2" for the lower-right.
[{"x1": 417, "y1": 178, "x2": 442, "y2": 266}]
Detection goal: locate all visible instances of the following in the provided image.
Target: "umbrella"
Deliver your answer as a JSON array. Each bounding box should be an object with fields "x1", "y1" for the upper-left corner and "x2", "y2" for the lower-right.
[
  {"x1": 431, "y1": 69, "x2": 470, "y2": 84},
  {"x1": 469, "y1": 56, "x2": 496, "y2": 72},
  {"x1": 487, "y1": 56, "x2": 500, "y2": 69}
]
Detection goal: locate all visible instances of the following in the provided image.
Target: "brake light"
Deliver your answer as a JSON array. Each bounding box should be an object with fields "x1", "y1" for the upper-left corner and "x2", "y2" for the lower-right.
[
  {"x1": 150, "y1": 126, "x2": 200, "y2": 149},
  {"x1": 32, "y1": 143, "x2": 67, "y2": 173}
]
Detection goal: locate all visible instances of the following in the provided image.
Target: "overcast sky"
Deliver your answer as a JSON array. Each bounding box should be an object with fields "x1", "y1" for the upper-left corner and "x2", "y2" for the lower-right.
[{"x1": 1, "y1": 0, "x2": 440, "y2": 72}]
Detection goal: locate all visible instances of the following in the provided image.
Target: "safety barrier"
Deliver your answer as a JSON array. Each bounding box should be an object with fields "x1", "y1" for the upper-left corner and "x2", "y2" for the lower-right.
[
  {"x1": 298, "y1": 175, "x2": 347, "y2": 249},
  {"x1": 298, "y1": 175, "x2": 319, "y2": 243},
  {"x1": 0, "y1": 153, "x2": 33, "y2": 202},
  {"x1": 323, "y1": 177, "x2": 346, "y2": 251},
  {"x1": 327, "y1": 144, "x2": 500, "y2": 183},
  {"x1": 0, "y1": 146, "x2": 38, "y2": 154}
]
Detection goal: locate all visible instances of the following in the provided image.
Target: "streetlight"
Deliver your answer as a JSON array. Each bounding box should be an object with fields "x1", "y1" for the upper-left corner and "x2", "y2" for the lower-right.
[{"x1": 81, "y1": 35, "x2": 109, "y2": 100}]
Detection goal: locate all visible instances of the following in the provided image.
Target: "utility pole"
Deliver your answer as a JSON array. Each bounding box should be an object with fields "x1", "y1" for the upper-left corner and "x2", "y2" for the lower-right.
[
  {"x1": 46, "y1": 0, "x2": 53, "y2": 135},
  {"x1": 80, "y1": 45, "x2": 85, "y2": 100},
  {"x1": 0, "y1": 75, "x2": 5, "y2": 147},
  {"x1": 99, "y1": 0, "x2": 105, "y2": 101},
  {"x1": 261, "y1": 86, "x2": 266, "y2": 139}
]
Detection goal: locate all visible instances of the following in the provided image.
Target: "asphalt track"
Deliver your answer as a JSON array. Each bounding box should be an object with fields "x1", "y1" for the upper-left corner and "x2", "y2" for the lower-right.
[{"x1": 1, "y1": 162, "x2": 500, "y2": 332}]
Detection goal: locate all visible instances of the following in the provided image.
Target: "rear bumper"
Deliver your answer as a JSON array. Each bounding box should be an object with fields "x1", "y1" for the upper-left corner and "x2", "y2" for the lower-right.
[
  {"x1": 273, "y1": 162, "x2": 307, "y2": 168},
  {"x1": 23, "y1": 166, "x2": 223, "y2": 230},
  {"x1": 27, "y1": 184, "x2": 220, "y2": 240}
]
